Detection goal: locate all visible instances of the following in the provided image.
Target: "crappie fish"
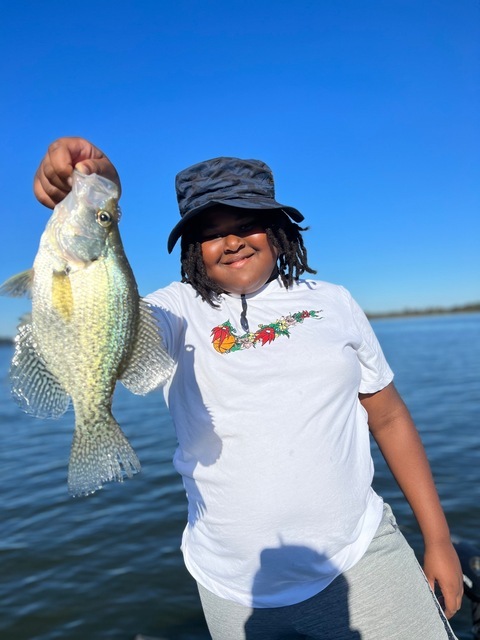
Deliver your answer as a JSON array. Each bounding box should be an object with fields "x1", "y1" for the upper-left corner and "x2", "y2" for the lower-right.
[{"x1": 0, "y1": 171, "x2": 173, "y2": 496}]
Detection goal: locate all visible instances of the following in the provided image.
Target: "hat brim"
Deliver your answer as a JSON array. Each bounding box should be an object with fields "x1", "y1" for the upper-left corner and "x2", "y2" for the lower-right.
[{"x1": 167, "y1": 197, "x2": 304, "y2": 253}]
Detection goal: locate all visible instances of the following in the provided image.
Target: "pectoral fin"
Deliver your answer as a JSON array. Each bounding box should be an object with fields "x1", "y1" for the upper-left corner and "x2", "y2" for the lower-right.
[
  {"x1": 0, "y1": 269, "x2": 34, "y2": 297},
  {"x1": 120, "y1": 299, "x2": 174, "y2": 395},
  {"x1": 11, "y1": 320, "x2": 70, "y2": 418}
]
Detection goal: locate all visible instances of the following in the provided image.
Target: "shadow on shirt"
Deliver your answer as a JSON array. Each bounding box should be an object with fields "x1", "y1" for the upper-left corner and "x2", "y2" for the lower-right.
[
  {"x1": 245, "y1": 543, "x2": 361, "y2": 639},
  {"x1": 152, "y1": 300, "x2": 223, "y2": 524}
]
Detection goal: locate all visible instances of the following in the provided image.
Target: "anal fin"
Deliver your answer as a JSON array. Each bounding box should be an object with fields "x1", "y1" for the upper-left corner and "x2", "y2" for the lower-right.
[{"x1": 11, "y1": 320, "x2": 70, "y2": 418}]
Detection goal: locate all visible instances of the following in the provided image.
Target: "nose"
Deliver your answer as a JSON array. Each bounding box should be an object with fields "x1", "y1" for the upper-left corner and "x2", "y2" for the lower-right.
[{"x1": 224, "y1": 233, "x2": 245, "y2": 252}]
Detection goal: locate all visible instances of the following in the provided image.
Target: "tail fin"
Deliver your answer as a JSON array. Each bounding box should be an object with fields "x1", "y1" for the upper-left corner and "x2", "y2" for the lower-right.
[{"x1": 68, "y1": 415, "x2": 141, "y2": 497}]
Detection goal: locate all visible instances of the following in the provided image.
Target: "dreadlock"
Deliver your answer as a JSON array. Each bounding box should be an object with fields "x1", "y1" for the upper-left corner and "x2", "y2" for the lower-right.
[{"x1": 180, "y1": 210, "x2": 317, "y2": 307}]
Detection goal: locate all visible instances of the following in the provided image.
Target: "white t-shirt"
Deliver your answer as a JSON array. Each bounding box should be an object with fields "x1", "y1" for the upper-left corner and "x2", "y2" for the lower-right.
[{"x1": 146, "y1": 278, "x2": 393, "y2": 607}]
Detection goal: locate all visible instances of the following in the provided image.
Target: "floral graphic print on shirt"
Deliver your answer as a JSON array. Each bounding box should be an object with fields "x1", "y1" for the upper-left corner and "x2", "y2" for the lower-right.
[{"x1": 211, "y1": 310, "x2": 323, "y2": 353}]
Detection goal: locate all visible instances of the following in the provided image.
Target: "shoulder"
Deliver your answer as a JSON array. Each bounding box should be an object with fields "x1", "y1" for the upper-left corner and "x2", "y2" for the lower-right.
[
  {"x1": 145, "y1": 281, "x2": 199, "y2": 312},
  {"x1": 143, "y1": 282, "x2": 204, "y2": 351},
  {"x1": 292, "y1": 278, "x2": 352, "y2": 303},
  {"x1": 292, "y1": 279, "x2": 369, "y2": 325}
]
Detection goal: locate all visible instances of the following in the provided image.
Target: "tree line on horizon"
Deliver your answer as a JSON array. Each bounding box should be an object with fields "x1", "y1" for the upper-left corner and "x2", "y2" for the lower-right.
[{"x1": 366, "y1": 301, "x2": 480, "y2": 320}]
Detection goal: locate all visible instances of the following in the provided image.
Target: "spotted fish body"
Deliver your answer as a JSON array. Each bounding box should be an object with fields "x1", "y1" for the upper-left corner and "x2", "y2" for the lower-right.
[{"x1": 1, "y1": 171, "x2": 173, "y2": 496}]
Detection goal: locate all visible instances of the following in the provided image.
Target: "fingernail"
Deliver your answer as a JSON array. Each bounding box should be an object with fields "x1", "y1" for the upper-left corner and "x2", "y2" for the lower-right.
[{"x1": 75, "y1": 162, "x2": 89, "y2": 175}]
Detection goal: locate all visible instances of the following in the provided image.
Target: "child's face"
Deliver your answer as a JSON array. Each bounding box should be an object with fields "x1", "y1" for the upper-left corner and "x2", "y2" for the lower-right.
[{"x1": 198, "y1": 207, "x2": 278, "y2": 296}]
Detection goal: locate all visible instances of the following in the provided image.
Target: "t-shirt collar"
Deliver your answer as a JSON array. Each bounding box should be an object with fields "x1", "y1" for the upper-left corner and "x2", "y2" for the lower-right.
[{"x1": 223, "y1": 276, "x2": 284, "y2": 300}]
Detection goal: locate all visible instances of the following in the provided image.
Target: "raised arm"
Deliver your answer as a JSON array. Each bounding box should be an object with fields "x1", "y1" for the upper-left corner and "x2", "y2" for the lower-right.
[
  {"x1": 360, "y1": 382, "x2": 463, "y2": 619},
  {"x1": 34, "y1": 137, "x2": 120, "y2": 208}
]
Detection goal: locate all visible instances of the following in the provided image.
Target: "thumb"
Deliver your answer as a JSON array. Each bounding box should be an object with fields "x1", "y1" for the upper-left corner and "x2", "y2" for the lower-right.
[
  {"x1": 74, "y1": 159, "x2": 122, "y2": 195},
  {"x1": 74, "y1": 161, "x2": 93, "y2": 175}
]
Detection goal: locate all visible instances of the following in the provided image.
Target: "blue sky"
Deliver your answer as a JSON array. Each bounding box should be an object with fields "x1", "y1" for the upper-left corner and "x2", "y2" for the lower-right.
[{"x1": 1, "y1": 0, "x2": 479, "y2": 337}]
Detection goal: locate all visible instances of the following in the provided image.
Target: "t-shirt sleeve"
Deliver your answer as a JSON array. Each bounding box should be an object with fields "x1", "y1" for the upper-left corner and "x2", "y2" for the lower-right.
[
  {"x1": 144, "y1": 286, "x2": 185, "y2": 361},
  {"x1": 342, "y1": 287, "x2": 394, "y2": 394}
]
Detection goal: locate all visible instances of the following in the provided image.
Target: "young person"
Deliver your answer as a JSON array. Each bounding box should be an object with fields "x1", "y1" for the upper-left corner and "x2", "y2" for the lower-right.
[{"x1": 34, "y1": 138, "x2": 463, "y2": 640}]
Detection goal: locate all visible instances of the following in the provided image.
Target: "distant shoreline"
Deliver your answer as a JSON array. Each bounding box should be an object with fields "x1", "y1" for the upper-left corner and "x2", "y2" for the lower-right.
[
  {"x1": 1, "y1": 302, "x2": 479, "y2": 344},
  {"x1": 366, "y1": 302, "x2": 480, "y2": 320}
]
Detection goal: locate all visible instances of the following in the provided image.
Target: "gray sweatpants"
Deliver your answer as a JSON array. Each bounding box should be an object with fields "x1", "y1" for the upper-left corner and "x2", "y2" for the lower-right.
[{"x1": 197, "y1": 504, "x2": 458, "y2": 640}]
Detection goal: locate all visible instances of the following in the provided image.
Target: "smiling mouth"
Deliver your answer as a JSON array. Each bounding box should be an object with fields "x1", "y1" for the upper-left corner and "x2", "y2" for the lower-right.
[{"x1": 223, "y1": 253, "x2": 254, "y2": 267}]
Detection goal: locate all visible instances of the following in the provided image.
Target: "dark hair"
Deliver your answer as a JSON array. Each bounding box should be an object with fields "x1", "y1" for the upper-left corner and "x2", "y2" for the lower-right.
[{"x1": 180, "y1": 209, "x2": 317, "y2": 307}]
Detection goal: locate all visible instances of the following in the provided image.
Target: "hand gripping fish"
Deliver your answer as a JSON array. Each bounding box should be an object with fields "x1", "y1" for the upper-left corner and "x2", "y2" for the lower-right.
[{"x1": 0, "y1": 171, "x2": 174, "y2": 496}]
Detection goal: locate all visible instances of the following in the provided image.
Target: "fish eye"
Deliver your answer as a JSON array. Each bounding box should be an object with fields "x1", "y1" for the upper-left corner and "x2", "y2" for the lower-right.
[{"x1": 96, "y1": 210, "x2": 112, "y2": 227}]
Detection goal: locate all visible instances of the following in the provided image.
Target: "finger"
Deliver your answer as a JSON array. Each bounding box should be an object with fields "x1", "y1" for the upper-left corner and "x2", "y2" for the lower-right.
[
  {"x1": 47, "y1": 137, "x2": 121, "y2": 193},
  {"x1": 32, "y1": 138, "x2": 82, "y2": 207},
  {"x1": 33, "y1": 137, "x2": 120, "y2": 208},
  {"x1": 444, "y1": 602, "x2": 459, "y2": 619},
  {"x1": 442, "y1": 585, "x2": 464, "y2": 619},
  {"x1": 33, "y1": 169, "x2": 70, "y2": 209},
  {"x1": 45, "y1": 137, "x2": 104, "y2": 186},
  {"x1": 75, "y1": 158, "x2": 122, "y2": 195}
]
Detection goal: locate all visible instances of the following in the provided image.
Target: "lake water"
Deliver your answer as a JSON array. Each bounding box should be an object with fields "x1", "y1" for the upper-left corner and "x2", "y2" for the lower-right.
[{"x1": 0, "y1": 313, "x2": 479, "y2": 640}]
